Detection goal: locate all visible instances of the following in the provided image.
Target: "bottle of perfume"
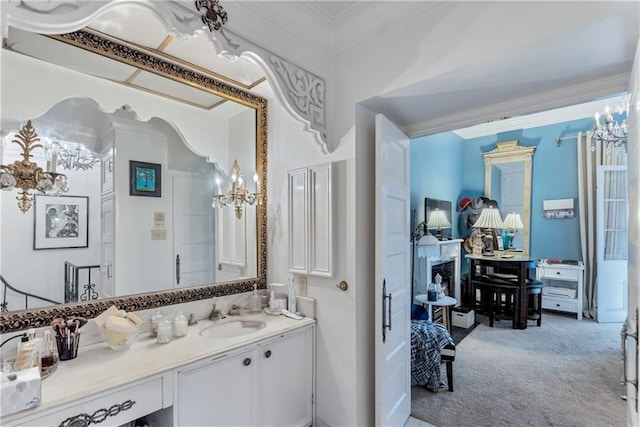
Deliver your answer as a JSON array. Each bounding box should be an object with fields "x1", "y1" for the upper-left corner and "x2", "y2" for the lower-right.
[{"x1": 40, "y1": 329, "x2": 58, "y2": 379}]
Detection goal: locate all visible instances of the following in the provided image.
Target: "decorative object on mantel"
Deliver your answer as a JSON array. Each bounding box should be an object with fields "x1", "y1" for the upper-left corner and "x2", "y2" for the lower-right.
[
  {"x1": 426, "y1": 209, "x2": 451, "y2": 241},
  {"x1": 472, "y1": 207, "x2": 504, "y2": 256},
  {"x1": 212, "y1": 159, "x2": 262, "y2": 219},
  {"x1": 195, "y1": 0, "x2": 228, "y2": 32},
  {"x1": 0, "y1": 120, "x2": 69, "y2": 213},
  {"x1": 502, "y1": 212, "x2": 523, "y2": 249}
]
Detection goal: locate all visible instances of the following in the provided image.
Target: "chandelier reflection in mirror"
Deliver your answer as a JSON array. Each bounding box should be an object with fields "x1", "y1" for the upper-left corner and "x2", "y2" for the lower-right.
[
  {"x1": 44, "y1": 139, "x2": 100, "y2": 171},
  {"x1": 212, "y1": 159, "x2": 262, "y2": 219},
  {"x1": 0, "y1": 120, "x2": 69, "y2": 213},
  {"x1": 593, "y1": 95, "x2": 629, "y2": 150}
]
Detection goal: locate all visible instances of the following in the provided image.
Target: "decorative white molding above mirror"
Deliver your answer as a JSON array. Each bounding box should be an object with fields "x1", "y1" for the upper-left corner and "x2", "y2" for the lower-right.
[{"x1": 482, "y1": 140, "x2": 535, "y2": 256}]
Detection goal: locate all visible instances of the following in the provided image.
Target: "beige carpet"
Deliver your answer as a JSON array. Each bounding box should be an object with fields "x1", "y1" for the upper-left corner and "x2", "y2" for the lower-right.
[{"x1": 411, "y1": 312, "x2": 626, "y2": 427}]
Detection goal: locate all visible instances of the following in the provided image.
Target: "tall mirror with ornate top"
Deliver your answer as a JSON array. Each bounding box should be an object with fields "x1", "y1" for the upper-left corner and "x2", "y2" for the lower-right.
[
  {"x1": 482, "y1": 140, "x2": 535, "y2": 256},
  {"x1": 0, "y1": 4, "x2": 267, "y2": 333}
]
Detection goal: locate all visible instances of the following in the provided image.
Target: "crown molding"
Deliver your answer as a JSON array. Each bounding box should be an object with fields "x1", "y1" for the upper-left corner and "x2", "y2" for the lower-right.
[{"x1": 404, "y1": 73, "x2": 630, "y2": 139}]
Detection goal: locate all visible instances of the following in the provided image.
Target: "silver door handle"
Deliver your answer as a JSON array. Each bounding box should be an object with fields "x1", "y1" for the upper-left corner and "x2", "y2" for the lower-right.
[
  {"x1": 382, "y1": 279, "x2": 392, "y2": 343},
  {"x1": 176, "y1": 254, "x2": 181, "y2": 285}
]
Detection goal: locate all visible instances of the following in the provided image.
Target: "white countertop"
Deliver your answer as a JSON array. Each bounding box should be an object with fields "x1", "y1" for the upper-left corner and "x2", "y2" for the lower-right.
[{"x1": 2, "y1": 313, "x2": 315, "y2": 422}]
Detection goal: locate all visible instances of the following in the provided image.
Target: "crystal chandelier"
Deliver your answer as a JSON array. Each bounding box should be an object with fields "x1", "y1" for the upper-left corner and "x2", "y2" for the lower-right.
[
  {"x1": 593, "y1": 95, "x2": 629, "y2": 148},
  {"x1": 212, "y1": 159, "x2": 262, "y2": 219},
  {"x1": 0, "y1": 120, "x2": 69, "y2": 212},
  {"x1": 44, "y1": 139, "x2": 100, "y2": 171}
]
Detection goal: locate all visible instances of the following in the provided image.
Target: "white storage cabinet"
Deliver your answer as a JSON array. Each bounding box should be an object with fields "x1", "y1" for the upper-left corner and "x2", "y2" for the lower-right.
[{"x1": 536, "y1": 261, "x2": 584, "y2": 320}]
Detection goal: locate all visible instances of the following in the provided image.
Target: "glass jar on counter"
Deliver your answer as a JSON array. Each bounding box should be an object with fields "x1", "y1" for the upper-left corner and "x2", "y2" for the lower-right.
[
  {"x1": 156, "y1": 317, "x2": 173, "y2": 344},
  {"x1": 173, "y1": 312, "x2": 188, "y2": 338},
  {"x1": 149, "y1": 310, "x2": 164, "y2": 338}
]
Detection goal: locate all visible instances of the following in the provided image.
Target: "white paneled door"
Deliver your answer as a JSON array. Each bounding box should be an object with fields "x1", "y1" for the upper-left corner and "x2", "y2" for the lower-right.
[
  {"x1": 173, "y1": 175, "x2": 216, "y2": 287},
  {"x1": 375, "y1": 114, "x2": 411, "y2": 426}
]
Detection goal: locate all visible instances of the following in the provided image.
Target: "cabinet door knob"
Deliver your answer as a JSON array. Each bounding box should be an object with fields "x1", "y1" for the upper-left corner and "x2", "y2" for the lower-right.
[
  {"x1": 243, "y1": 357, "x2": 252, "y2": 366},
  {"x1": 264, "y1": 350, "x2": 272, "y2": 358}
]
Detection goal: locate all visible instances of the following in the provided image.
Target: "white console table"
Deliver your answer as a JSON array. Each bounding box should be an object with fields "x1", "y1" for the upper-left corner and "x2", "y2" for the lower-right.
[{"x1": 413, "y1": 237, "x2": 463, "y2": 307}]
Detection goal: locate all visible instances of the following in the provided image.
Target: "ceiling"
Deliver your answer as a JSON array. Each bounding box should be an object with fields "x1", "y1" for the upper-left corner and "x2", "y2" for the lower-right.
[{"x1": 3, "y1": 1, "x2": 639, "y2": 140}]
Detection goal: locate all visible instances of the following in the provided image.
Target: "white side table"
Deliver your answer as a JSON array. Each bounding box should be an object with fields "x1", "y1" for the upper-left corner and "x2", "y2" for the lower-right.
[{"x1": 415, "y1": 295, "x2": 458, "y2": 332}]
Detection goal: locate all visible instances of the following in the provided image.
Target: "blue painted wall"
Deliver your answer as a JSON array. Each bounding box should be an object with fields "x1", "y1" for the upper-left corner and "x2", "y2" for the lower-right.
[
  {"x1": 410, "y1": 132, "x2": 464, "y2": 236},
  {"x1": 410, "y1": 115, "x2": 621, "y2": 261}
]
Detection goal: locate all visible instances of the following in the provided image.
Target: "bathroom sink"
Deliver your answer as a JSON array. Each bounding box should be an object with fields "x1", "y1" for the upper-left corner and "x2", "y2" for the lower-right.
[{"x1": 199, "y1": 318, "x2": 267, "y2": 339}]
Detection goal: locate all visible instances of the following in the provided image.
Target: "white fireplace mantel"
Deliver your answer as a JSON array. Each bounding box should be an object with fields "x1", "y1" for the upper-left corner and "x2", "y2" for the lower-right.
[{"x1": 413, "y1": 239, "x2": 463, "y2": 306}]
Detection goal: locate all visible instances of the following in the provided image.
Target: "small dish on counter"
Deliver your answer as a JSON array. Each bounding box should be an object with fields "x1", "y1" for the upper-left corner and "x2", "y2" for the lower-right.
[{"x1": 264, "y1": 308, "x2": 282, "y2": 316}]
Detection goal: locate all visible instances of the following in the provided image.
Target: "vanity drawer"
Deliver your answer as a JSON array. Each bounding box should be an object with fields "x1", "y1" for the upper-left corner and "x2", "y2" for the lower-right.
[
  {"x1": 14, "y1": 374, "x2": 167, "y2": 427},
  {"x1": 539, "y1": 266, "x2": 580, "y2": 281}
]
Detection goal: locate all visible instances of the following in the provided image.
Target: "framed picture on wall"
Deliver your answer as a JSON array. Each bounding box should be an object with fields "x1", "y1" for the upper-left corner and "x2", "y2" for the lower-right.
[
  {"x1": 129, "y1": 160, "x2": 162, "y2": 197},
  {"x1": 33, "y1": 195, "x2": 89, "y2": 250}
]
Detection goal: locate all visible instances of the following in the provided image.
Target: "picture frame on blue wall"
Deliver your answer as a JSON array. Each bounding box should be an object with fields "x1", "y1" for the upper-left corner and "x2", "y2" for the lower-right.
[{"x1": 543, "y1": 198, "x2": 574, "y2": 219}]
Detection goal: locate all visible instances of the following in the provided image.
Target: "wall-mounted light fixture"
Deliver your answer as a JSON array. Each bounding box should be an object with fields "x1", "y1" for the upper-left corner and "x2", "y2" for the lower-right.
[
  {"x1": 212, "y1": 159, "x2": 261, "y2": 219},
  {"x1": 0, "y1": 120, "x2": 69, "y2": 213}
]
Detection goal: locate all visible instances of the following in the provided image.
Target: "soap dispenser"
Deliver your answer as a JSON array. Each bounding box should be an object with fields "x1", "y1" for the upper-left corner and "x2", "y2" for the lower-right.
[{"x1": 249, "y1": 284, "x2": 262, "y2": 313}]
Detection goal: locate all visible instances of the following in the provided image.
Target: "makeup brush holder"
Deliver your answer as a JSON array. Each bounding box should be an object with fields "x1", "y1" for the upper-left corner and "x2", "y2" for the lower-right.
[{"x1": 55, "y1": 332, "x2": 81, "y2": 361}]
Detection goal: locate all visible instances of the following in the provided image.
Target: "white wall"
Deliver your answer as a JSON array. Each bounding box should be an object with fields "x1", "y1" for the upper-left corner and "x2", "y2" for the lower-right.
[{"x1": 112, "y1": 117, "x2": 174, "y2": 295}]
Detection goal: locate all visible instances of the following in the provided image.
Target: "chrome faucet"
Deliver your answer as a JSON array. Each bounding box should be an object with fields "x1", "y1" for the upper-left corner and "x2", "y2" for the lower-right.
[{"x1": 209, "y1": 303, "x2": 226, "y2": 321}]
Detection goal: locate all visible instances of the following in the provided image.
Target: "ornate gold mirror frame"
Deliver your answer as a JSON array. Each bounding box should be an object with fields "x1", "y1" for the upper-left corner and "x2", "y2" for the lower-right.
[
  {"x1": 483, "y1": 140, "x2": 535, "y2": 256},
  {"x1": 0, "y1": 30, "x2": 268, "y2": 334}
]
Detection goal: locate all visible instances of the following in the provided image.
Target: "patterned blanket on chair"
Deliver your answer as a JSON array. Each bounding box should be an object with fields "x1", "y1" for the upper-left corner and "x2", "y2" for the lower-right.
[{"x1": 410, "y1": 320, "x2": 454, "y2": 392}]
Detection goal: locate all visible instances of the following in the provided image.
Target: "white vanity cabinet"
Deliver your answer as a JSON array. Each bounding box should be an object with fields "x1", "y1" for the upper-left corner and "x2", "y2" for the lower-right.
[
  {"x1": 8, "y1": 372, "x2": 171, "y2": 427},
  {"x1": 176, "y1": 347, "x2": 260, "y2": 426},
  {"x1": 261, "y1": 326, "x2": 314, "y2": 426},
  {"x1": 175, "y1": 325, "x2": 315, "y2": 427}
]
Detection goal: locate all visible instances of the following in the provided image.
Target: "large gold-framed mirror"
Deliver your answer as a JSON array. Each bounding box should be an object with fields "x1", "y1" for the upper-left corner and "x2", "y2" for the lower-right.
[
  {"x1": 482, "y1": 140, "x2": 535, "y2": 256},
  {"x1": 0, "y1": 16, "x2": 267, "y2": 333}
]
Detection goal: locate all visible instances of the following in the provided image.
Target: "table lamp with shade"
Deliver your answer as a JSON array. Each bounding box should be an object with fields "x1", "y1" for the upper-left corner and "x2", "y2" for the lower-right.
[
  {"x1": 472, "y1": 207, "x2": 504, "y2": 256},
  {"x1": 502, "y1": 212, "x2": 523, "y2": 250},
  {"x1": 426, "y1": 209, "x2": 451, "y2": 241}
]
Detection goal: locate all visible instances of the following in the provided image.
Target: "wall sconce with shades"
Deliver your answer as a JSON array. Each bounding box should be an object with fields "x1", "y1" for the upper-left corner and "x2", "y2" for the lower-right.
[
  {"x1": 426, "y1": 209, "x2": 451, "y2": 241},
  {"x1": 502, "y1": 212, "x2": 523, "y2": 250},
  {"x1": 0, "y1": 120, "x2": 69, "y2": 213},
  {"x1": 212, "y1": 159, "x2": 262, "y2": 219},
  {"x1": 472, "y1": 207, "x2": 504, "y2": 256}
]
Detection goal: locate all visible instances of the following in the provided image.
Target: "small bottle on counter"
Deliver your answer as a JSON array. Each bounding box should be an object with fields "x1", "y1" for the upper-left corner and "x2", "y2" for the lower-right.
[
  {"x1": 40, "y1": 330, "x2": 58, "y2": 379},
  {"x1": 156, "y1": 317, "x2": 173, "y2": 344},
  {"x1": 173, "y1": 312, "x2": 188, "y2": 338}
]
